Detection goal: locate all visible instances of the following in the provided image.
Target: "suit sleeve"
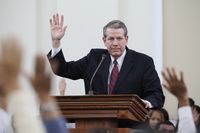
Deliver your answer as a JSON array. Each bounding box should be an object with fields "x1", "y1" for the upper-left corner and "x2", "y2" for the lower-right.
[
  {"x1": 141, "y1": 57, "x2": 165, "y2": 108},
  {"x1": 47, "y1": 49, "x2": 90, "y2": 80}
]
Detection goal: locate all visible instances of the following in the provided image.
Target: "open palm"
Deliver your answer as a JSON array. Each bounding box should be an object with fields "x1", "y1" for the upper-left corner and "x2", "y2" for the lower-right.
[
  {"x1": 162, "y1": 68, "x2": 187, "y2": 99},
  {"x1": 50, "y1": 14, "x2": 67, "y2": 45}
]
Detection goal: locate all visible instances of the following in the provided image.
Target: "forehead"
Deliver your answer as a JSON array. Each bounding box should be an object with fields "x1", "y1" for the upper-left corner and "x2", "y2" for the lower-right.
[
  {"x1": 151, "y1": 111, "x2": 162, "y2": 117},
  {"x1": 105, "y1": 28, "x2": 125, "y2": 37}
]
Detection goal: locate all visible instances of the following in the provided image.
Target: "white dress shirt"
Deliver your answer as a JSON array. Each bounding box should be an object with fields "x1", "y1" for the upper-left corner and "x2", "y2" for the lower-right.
[
  {"x1": 108, "y1": 49, "x2": 126, "y2": 85},
  {"x1": 178, "y1": 106, "x2": 196, "y2": 133},
  {"x1": 51, "y1": 47, "x2": 61, "y2": 58},
  {"x1": 0, "y1": 108, "x2": 12, "y2": 133}
]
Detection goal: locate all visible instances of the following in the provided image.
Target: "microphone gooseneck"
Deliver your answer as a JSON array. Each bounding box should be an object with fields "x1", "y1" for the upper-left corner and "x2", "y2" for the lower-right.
[{"x1": 88, "y1": 54, "x2": 106, "y2": 95}]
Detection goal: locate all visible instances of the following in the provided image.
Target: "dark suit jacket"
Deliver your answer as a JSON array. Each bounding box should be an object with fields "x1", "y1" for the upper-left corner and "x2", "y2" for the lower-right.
[{"x1": 48, "y1": 47, "x2": 164, "y2": 108}]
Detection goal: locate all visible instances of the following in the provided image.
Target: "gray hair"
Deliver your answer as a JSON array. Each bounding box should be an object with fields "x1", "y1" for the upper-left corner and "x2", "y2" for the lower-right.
[{"x1": 103, "y1": 20, "x2": 128, "y2": 37}]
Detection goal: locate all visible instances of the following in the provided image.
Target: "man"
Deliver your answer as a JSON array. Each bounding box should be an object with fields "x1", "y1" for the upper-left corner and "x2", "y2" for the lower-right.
[{"x1": 48, "y1": 14, "x2": 164, "y2": 108}]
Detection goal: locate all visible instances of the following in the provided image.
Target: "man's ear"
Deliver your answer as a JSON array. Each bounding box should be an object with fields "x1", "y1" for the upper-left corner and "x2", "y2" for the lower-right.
[
  {"x1": 102, "y1": 37, "x2": 106, "y2": 43},
  {"x1": 125, "y1": 36, "x2": 128, "y2": 41},
  {"x1": 125, "y1": 36, "x2": 128, "y2": 46}
]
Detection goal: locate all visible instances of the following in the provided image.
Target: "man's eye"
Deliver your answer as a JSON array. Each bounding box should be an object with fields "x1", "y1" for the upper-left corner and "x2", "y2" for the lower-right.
[
  {"x1": 108, "y1": 38, "x2": 114, "y2": 41},
  {"x1": 117, "y1": 38, "x2": 123, "y2": 41}
]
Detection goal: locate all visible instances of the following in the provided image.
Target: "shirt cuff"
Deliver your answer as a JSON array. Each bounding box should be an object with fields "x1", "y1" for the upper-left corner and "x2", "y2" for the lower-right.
[
  {"x1": 178, "y1": 106, "x2": 193, "y2": 119},
  {"x1": 141, "y1": 99, "x2": 153, "y2": 108},
  {"x1": 51, "y1": 47, "x2": 61, "y2": 58},
  {"x1": 178, "y1": 106, "x2": 196, "y2": 133}
]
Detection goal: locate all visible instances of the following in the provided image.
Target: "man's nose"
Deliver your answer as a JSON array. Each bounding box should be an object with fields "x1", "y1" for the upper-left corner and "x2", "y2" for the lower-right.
[{"x1": 112, "y1": 39, "x2": 118, "y2": 45}]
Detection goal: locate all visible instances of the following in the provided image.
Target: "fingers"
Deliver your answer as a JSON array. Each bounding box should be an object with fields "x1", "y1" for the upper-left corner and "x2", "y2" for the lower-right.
[
  {"x1": 162, "y1": 67, "x2": 180, "y2": 83},
  {"x1": 162, "y1": 67, "x2": 186, "y2": 95},
  {"x1": 162, "y1": 83, "x2": 173, "y2": 93},
  {"x1": 45, "y1": 72, "x2": 52, "y2": 91},
  {"x1": 162, "y1": 84, "x2": 168, "y2": 90},
  {"x1": 161, "y1": 71, "x2": 171, "y2": 92},
  {"x1": 171, "y1": 67, "x2": 178, "y2": 80},
  {"x1": 56, "y1": 14, "x2": 59, "y2": 25},
  {"x1": 166, "y1": 67, "x2": 174, "y2": 80},
  {"x1": 50, "y1": 13, "x2": 64, "y2": 27},
  {"x1": 32, "y1": 54, "x2": 52, "y2": 92},
  {"x1": 49, "y1": 19, "x2": 53, "y2": 27},
  {"x1": 60, "y1": 15, "x2": 64, "y2": 27},
  {"x1": 34, "y1": 54, "x2": 52, "y2": 79},
  {"x1": 35, "y1": 54, "x2": 46, "y2": 75},
  {"x1": 180, "y1": 71, "x2": 186, "y2": 90},
  {"x1": 162, "y1": 67, "x2": 176, "y2": 90},
  {"x1": 162, "y1": 70, "x2": 170, "y2": 84},
  {"x1": 53, "y1": 14, "x2": 56, "y2": 25},
  {"x1": 180, "y1": 71, "x2": 184, "y2": 83}
]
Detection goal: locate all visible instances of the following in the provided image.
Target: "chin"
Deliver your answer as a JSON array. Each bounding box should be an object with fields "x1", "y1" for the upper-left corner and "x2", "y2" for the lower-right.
[{"x1": 111, "y1": 53, "x2": 121, "y2": 58}]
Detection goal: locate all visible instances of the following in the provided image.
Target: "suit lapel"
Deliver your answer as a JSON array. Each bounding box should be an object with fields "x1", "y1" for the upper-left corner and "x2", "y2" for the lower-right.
[{"x1": 113, "y1": 49, "x2": 135, "y2": 93}]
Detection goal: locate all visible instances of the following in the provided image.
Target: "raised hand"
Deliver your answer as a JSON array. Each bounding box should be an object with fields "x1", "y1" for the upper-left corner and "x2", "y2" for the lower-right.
[
  {"x1": 162, "y1": 67, "x2": 188, "y2": 106},
  {"x1": 50, "y1": 13, "x2": 67, "y2": 48},
  {"x1": 0, "y1": 37, "x2": 22, "y2": 95},
  {"x1": 0, "y1": 61, "x2": 3, "y2": 92},
  {"x1": 29, "y1": 55, "x2": 51, "y2": 101}
]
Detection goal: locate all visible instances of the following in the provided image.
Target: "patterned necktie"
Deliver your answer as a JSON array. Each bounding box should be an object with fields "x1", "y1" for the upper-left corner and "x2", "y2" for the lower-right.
[{"x1": 109, "y1": 60, "x2": 119, "y2": 94}]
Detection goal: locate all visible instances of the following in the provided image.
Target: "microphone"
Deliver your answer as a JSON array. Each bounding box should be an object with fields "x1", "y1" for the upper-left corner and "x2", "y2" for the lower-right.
[{"x1": 88, "y1": 54, "x2": 106, "y2": 95}]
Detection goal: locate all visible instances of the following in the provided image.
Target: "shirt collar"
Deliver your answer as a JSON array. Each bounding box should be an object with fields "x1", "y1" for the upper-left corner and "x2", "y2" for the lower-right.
[{"x1": 110, "y1": 49, "x2": 126, "y2": 70}]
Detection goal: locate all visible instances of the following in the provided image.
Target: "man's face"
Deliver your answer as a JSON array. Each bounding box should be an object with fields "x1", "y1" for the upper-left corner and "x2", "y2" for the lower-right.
[{"x1": 103, "y1": 28, "x2": 128, "y2": 59}]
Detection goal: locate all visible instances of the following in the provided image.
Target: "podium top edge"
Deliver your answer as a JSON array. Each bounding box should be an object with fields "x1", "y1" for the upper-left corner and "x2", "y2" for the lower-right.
[{"x1": 55, "y1": 94, "x2": 139, "y2": 97}]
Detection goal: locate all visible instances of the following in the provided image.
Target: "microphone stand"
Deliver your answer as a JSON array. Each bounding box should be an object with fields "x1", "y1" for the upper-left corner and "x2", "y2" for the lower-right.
[{"x1": 88, "y1": 54, "x2": 106, "y2": 95}]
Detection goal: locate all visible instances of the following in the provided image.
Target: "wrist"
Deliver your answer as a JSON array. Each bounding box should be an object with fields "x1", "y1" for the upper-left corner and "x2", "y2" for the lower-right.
[
  {"x1": 52, "y1": 39, "x2": 60, "y2": 48},
  {"x1": 40, "y1": 99, "x2": 61, "y2": 120},
  {"x1": 178, "y1": 96, "x2": 189, "y2": 108},
  {"x1": 40, "y1": 99, "x2": 58, "y2": 113},
  {"x1": 38, "y1": 94, "x2": 52, "y2": 103}
]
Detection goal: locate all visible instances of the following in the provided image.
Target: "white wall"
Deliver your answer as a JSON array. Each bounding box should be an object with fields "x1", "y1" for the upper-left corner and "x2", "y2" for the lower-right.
[
  {"x1": 0, "y1": 0, "x2": 37, "y2": 72},
  {"x1": 118, "y1": 0, "x2": 163, "y2": 77},
  {"x1": 163, "y1": 0, "x2": 200, "y2": 119}
]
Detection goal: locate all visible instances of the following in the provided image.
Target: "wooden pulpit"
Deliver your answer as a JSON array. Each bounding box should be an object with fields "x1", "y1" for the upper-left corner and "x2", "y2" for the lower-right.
[{"x1": 55, "y1": 94, "x2": 148, "y2": 131}]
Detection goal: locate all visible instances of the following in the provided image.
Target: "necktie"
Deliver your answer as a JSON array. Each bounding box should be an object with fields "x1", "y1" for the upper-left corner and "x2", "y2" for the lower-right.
[{"x1": 109, "y1": 60, "x2": 119, "y2": 94}]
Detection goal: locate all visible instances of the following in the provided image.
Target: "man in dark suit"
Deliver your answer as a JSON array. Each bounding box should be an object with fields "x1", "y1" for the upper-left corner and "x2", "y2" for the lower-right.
[{"x1": 48, "y1": 14, "x2": 165, "y2": 108}]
